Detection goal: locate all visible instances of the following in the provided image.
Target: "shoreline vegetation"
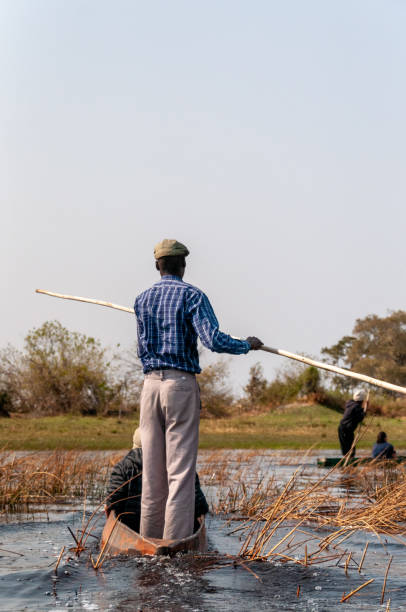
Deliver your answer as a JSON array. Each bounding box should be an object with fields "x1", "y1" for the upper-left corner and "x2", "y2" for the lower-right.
[
  {"x1": 1, "y1": 314, "x2": 406, "y2": 422},
  {"x1": 1, "y1": 314, "x2": 405, "y2": 451},
  {"x1": 1, "y1": 404, "x2": 406, "y2": 450}
]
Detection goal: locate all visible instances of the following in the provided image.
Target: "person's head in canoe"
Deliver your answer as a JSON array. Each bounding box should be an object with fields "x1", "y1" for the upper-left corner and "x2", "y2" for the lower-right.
[
  {"x1": 376, "y1": 431, "x2": 387, "y2": 444},
  {"x1": 154, "y1": 239, "x2": 189, "y2": 279},
  {"x1": 133, "y1": 428, "x2": 142, "y2": 449},
  {"x1": 353, "y1": 389, "x2": 366, "y2": 402}
]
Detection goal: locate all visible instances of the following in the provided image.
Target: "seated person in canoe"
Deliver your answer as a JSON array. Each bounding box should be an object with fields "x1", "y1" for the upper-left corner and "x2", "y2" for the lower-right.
[
  {"x1": 105, "y1": 428, "x2": 209, "y2": 533},
  {"x1": 372, "y1": 431, "x2": 396, "y2": 459},
  {"x1": 338, "y1": 389, "x2": 367, "y2": 457}
]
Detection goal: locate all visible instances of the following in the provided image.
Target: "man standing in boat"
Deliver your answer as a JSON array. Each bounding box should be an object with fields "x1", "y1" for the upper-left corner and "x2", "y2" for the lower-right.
[
  {"x1": 134, "y1": 239, "x2": 263, "y2": 539},
  {"x1": 338, "y1": 389, "x2": 367, "y2": 457}
]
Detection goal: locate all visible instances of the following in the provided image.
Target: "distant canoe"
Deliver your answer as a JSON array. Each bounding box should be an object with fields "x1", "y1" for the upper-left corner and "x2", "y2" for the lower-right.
[
  {"x1": 317, "y1": 456, "x2": 406, "y2": 468},
  {"x1": 101, "y1": 511, "x2": 207, "y2": 556}
]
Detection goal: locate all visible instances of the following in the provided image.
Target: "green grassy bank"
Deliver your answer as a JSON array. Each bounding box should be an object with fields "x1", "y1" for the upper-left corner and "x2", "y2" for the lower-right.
[{"x1": 1, "y1": 404, "x2": 406, "y2": 450}]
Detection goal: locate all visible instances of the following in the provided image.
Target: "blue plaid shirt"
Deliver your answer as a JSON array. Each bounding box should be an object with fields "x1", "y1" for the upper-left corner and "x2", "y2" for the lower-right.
[{"x1": 134, "y1": 275, "x2": 250, "y2": 374}]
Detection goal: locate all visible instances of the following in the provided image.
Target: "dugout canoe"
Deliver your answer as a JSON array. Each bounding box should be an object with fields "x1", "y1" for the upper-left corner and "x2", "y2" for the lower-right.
[
  {"x1": 101, "y1": 511, "x2": 207, "y2": 556},
  {"x1": 317, "y1": 456, "x2": 406, "y2": 468}
]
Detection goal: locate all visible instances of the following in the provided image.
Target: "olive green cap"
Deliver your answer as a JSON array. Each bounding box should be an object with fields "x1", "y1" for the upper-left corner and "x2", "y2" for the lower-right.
[{"x1": 154, "y1": 239, "x2": 189, "y2": 259}]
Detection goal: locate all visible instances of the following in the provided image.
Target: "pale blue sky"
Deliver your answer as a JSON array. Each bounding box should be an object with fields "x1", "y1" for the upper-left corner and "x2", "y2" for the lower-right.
[{"x1": 2, "y1": 1, "x2": 406, "y2": 391}]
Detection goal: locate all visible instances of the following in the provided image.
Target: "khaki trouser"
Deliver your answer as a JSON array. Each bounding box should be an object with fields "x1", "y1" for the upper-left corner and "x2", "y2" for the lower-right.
[{"x1": 139, "y1": 369, "x2": 200, "y2": 540}]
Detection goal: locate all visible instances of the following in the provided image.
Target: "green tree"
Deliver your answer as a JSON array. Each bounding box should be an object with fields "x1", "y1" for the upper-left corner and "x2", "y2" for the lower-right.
[
  {"x1": 243, "y1": 363, "x2": 320, "y2": 410},
  {"x1": 322, "y1": 311, "x2": 406, "y2": 392},
  {"x1": 244, "y1": 363, "x2": 268, "y2": 406},
  {"x1": 197, "y1": 360, "x2": 234, "y2": 417},
  {"x1": 0, "y1": 345, "x2": 30, "y2": 413},
  {"x1": 115, "y1": 343, "x2": 145, "y2": 417},
  {"x1": 0, "y1": 321, "x2": 126, "y2": 416},
  {"x1": 298, "y1": 366, "x2": 320, "y2": 395}
]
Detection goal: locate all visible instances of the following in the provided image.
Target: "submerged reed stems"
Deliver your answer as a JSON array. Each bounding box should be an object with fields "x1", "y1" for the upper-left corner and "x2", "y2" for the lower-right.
[{"x1": 381, "y1": 556, "x2": 393, "y2": 605}]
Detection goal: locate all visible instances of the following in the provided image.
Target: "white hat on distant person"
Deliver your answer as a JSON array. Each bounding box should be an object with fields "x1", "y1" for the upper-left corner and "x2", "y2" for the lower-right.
[
  {"x1": 133, "y1": 428, "x2": 142, "y2": 449},
  {"x1": 353, "y1": 389, "x2": 366, "y2": 401}
]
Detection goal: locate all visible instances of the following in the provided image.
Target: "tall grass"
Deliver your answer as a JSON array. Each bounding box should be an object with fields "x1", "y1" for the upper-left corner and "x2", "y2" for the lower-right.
[
  {"x1": 0, "y1": 449, "x2": 123, "y2": 513},
  {"x1": 198, "y1": 449, "x2": 406, "y2": 562}
]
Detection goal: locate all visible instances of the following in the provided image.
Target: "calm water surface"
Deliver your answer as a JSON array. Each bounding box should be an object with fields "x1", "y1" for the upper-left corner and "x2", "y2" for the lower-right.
[{"x1": 1, "y1": 450, "x2": 405, "y2": 611}]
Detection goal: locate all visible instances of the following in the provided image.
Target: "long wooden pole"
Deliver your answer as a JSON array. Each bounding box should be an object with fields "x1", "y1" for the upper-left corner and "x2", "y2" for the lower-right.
[
  {"x1": 260, "y1": 346, "x2": 406, "y2": 395},
  {"x1": 35, "y1": 288, "x2": 406, "y2": 396},
  {"x1": 35, "y1": 289, "x2": 134, "y2": 314}
]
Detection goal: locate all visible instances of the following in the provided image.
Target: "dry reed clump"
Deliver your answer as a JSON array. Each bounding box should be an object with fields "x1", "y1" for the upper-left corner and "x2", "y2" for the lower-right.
[
  {"x1": 180, "y1": 449, "x2": 402, "y2": 605},
  {"x1": 197, "y1": 449, "x2": 405, "y2": 611},
  {"x1": 234, "y1": 459, "x2": 406, "y2": 563},
  {"x1": 197, "y1": 447, "x2": 406, "y2": 603},
  {"x1": 198, "y1": 450, "x2": 233, "y2": 485},
  {"x1": 214, "y1": 478, "x2": 281, "y2": 516},
  {"x1": 198, "y1": 449, "x2": 280, "y2": 516},
  {"x1": 345, "y1": 459, "x2": 406, "y2": 501},
  {"x1": 0, "y1": 449, "x2": 123, "y2": 513},
  {"x1": 198, "y1": 449, "x2": 265, "y2": 491},
  {"x1": 200, "y1": 447, "x2": 406, "y2": 534}
]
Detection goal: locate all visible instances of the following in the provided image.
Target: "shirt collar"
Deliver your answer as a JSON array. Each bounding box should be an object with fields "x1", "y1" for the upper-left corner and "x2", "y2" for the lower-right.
[{"x1": 158, "y1": 275, "x2": 183, "y2": 282}]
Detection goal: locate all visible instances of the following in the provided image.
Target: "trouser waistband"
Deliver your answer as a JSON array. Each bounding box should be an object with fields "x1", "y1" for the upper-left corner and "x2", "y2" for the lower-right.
[{"x1": 144, "y1": 369, "x2": 196, "y2": 381}]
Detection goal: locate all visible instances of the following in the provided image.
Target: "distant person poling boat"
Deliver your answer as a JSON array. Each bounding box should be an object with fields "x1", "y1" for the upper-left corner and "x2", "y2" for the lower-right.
[
  {"x1": 338, "y1": 389, "x2": 367, "y2": 458},
  {"x1": 372, "y1": 431, "x2": 396, "y2": 459}
]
